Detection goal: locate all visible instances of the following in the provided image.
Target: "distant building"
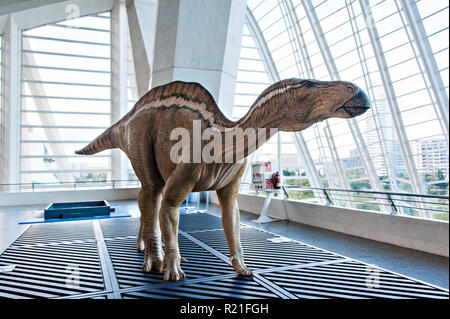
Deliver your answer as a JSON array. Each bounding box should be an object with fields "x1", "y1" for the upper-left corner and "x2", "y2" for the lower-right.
[
  {"x1": 364, "y1": 87, "x2": 392, "y2": 176},
  {"x1": 414, "y1": 138, "x2": 449, "y2": 178},
  {"x1": 342, "y1": 148, "x2": 362, "y2": 169}
]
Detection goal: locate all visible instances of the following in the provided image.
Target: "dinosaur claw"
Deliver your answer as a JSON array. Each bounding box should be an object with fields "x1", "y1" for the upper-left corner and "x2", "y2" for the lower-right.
[
  {"x1": 153, "y1": 260, "x2": 164, "y2": 273},
  {"x1": 231, "y1": 254, "x2": 252, "y2": 276},
  {"x1": 142, "y1": 262, "x2": 152, "y2": 273},
  {"x1": 163, "y1": 271, "x2": 170, "y2": 281},
  {"x1": 238, "y1": 267, "x2": 253, "y2": 276},
  {"x1": 162, "y1": 253, "x2": 185, "y2": 281},
  {"x1": 137, "y1": 243, "x2": 145, "y2": 252}
]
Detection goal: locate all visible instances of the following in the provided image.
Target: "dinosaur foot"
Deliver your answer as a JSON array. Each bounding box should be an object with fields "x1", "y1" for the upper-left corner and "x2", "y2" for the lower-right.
[
  {"x1": 162, "y1": 242, "x2": 188, "y2": 262},
  {"x1": 142, "y1": 254, "x2": 164, "y2": 273},
  {"x1": 142, "y1": 242, "x2": 164, "y2": 273},
  {"x1": 230, "y1": 254, "x2": 252, "y2": 276},
  {"x1": 162, "y1": 253, "x2": 185, "y2": 281},
  {"x1": 137, "y1": 239, "x2": 145, "y2": 252}
]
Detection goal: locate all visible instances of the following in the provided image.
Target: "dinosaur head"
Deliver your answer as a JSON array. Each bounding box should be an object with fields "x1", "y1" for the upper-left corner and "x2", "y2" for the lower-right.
[{"x1": 275, "y1": 79, "x2": 370, "y2": 131}]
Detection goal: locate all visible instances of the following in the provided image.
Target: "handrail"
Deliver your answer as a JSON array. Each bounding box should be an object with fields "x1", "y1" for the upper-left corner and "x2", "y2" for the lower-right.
[
  {"x1": 238, "y1": 182, "x2": 449, "y2": 219},
  {"x1": 0, "y1": 179, "x2": 139, "y2": 187},
  {"x1": 1, "y1": 180, "x2": 447, "y2": 218},
  {"x1": 0, "y1": 179, "x2": 141, "y2": 192},
  {"x1": 281, "y1": 185, "x2": 449, "y2": 200},
  {"x1": 240, "y1": 181, "x2": 449, "y2": 200}
]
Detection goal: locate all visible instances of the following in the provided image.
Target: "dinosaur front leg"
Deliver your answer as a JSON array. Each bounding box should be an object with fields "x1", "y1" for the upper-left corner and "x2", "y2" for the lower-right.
[
  {"x1": 216, "y1": 182, "x2": 252, "y2": 276},
  {"x1": 138, "y1": 187, "x2": 164, "y2": 273},
  {"x1": 159, "y1": 167, "x2": 198, "y2": 281}
]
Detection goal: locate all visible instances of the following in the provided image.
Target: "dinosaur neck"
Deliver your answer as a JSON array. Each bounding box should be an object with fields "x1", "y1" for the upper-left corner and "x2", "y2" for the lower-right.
[
  {"x1": 235, "y1": 94, "x2": 289, "y2": 132},
  {"x1": 219, "y1": 94, "x2": 290, "y2": 163},
  {"x1": 219, "y1": 88, "x2": 315, "y2": 162}
]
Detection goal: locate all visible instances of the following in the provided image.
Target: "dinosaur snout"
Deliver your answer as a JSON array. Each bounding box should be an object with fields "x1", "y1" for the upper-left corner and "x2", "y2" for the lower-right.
[{"x1": 338, "y1": 89, "x2": 370, "y2": 117}]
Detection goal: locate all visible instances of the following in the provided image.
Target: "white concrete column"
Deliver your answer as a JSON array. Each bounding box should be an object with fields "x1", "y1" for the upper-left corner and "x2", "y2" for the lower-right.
[
  {"x1": 1, "y1": 16, "x2": 21, "y2": 186},
  {"x1": 112, "y1": 0, "x2": 129, "y2": 183},
  {"x1": 125, "y1": 0, "x2": 158, "y2": 98},
  {"x1": 151, "y1": 0, "x2": 246, "y2": 119}
]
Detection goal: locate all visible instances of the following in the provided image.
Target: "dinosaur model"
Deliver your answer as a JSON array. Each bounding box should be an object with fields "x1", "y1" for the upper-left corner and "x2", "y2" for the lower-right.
[{"x1": 75, "y1": 79, "x2": 370, "y2": 281}]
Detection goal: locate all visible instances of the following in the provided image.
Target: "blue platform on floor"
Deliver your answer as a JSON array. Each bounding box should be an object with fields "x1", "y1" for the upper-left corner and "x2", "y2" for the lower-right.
[{"x1": 18, "y1": 204, "x2": 131, "y2": 224}]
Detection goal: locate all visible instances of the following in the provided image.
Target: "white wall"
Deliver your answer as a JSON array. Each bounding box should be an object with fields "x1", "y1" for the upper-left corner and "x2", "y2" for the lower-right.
[
  {"x1": 209, "y1": 192, "x2": 449, "y2": 257},
  {"x1": 0, "y1": 188, "x2": 139, "y2": 207}
]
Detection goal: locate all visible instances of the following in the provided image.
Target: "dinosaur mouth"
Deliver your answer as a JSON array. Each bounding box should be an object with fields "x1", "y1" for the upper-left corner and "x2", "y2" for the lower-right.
[{"x1": 337, "y1": 89, "x2": 370, "y2": 117}]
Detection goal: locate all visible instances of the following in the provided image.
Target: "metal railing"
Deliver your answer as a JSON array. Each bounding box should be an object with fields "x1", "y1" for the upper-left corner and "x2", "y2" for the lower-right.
[
  {"x1": 1, "y1": 180, "x2": 447, "y2": 220},
  {"x1": 0, "y1": 179, "x2": 141, "y2": 193},
  {"x1": 239, "y1": 182, "x2": 449, "y2": 220}
]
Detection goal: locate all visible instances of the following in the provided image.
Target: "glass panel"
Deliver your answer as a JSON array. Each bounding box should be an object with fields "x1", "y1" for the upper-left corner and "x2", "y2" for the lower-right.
[
  {"x1": 20, "y1": 12, "x2": 112, "y2": 185},
  {"x1": 240, "y1": 0, "x2": 449, "y2": 219}
]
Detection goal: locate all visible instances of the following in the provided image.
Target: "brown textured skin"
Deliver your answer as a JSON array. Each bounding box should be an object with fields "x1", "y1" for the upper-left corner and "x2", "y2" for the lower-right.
[{"x1": 75, "y1": 79, "x2": 369, "y2": 281}]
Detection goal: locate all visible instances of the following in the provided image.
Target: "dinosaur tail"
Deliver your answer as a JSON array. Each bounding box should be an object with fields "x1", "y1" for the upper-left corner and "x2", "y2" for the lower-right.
[{"x1": 75, "y1": 125, "x2": 119, "y2": 155}]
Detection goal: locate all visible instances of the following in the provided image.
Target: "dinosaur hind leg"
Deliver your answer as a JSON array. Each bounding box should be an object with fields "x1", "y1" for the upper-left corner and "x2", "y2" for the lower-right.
[
  {"x1": 216, "y1": 177, "x2": 252, "y2": 276},
  {"x1": 138, "y1": 187, "x2": 164, "y2": 273}
]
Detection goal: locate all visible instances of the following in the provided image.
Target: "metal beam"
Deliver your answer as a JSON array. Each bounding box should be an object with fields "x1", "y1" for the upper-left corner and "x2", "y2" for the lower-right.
[
  {"x1": 125, "y1": 0, "x2": 157, "y2": 98},
  {"x1": 277, "y1": 0, "x2": 330, "y2": 201},
  {"x1": 400, "y1": 0, "x2": 449, "y2": 143},
  {"x1": 246, "y1": 8, "x2": 278, "y2": 82},
  {"x1": 246, "y1": 6, "x2": 323, "y2": 196},
  {"x1": 301, "y1": 0, "x2": 374, "y2": 198},
  {"x1": 345, "y1": 0, "x2": 399, "y2": 192},
  {"x1": 359, "y1": 0, "x2": 425, "y2": 195},
  {"x1": 291, "y1": 132, "x2": 326, "y2": 203},
  {"x1": 302, "y1": 0, "x2": 412, "y2": 204},
  {"x1": 277, "y1": 0, "x2": 305, "y2": 78},
  {"x1": 324, "y1": 125, "x2": 353, "y2": 208}
]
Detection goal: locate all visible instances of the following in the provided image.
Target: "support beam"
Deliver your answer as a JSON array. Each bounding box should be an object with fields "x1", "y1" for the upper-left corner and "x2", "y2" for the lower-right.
[
  {"x1": 247, "y1": 7, "x2": 323, "y2": 196},
  {"x1": 246, "y1": 8, "x2": 278, "y2": 81},
  {"x1": 345, "y1": 0, "x2": 398, "y2": 191},
  {"x1": 278, "y1": 0, "x2": 327, "y2": 202},
  {"x1": 401, "y1": 0, "x2": 449, "y2": 142},
  {"x1": 301, "y1": 0, "x2": 360, "y2": 201},
  {"x1": 302, "y1": 0, "x2": 398, "y2": 205},
  {"x1": 313, "y1": 125, "x2": 339, "y2": 189},
  {"x1": 279, "y1": 0, "x2": 308, "y2": 77},
  {"x1": 1, "y1": 16, "x2": 21, "y2": 186},
  {"x1": 111, "y1": 0, "x2": 129, "y2": 182},
  {"x1": 151, "y1": 0, "x2": 246, "y2": 118},
  {"x1": 125, "y1": 0, "x2": 157, "y2": 98},
  {"x1": 292, "y1": 132, "x2": 326, "y2": 203},
  {"x1": 324, "y1": 125, "x2": 353, "y2": 208},
  {"x1": 281, "y1": 0, "x2": 344, "y2": 192},
  {"x1": 359, "y1": 0, "x2": 425, "y2": 195}
]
